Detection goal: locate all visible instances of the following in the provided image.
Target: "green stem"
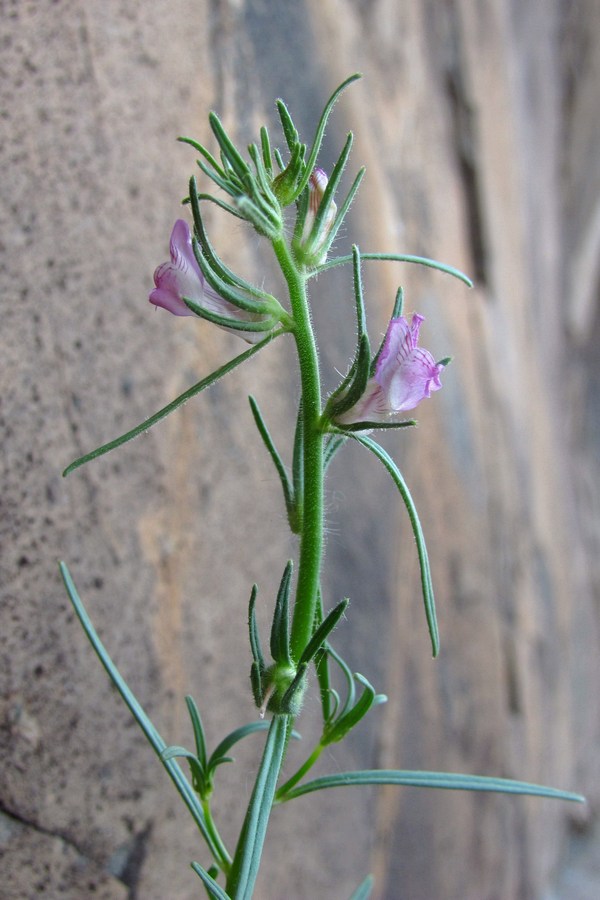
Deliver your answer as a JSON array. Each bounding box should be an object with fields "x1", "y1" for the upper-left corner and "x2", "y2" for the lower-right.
[
  {"x1": 201, "y1": 798, "x2": 232, "y2": 874},
  {"x1": 271, "y1": 237, "x2": 325, "y2": 662},
  {"x1": 275, "y1": 742, "x2": 324, "y2": 800}
]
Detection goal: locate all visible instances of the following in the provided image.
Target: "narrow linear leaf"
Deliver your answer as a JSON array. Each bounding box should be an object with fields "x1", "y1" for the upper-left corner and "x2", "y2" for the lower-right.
[
  {"x1": 348, "y1": 434, "x2": 439, "y2": 657},
  {"x1": 248, "y1": 145, "x2": 280, "y2": 211},
  {"x1": 208, "y1": 112, "x2": 252, "y2": 185},
  {"x1": 226, "y1": 715, "x2": 288, "y2": 899},
  {"x1": 248, "y1": 585, "x2": 265, "y2": 671},
  {"x1": 298, "y1": 598, "x2": 349, "y2": 667},
  {"x1": 59, "y1": 563, "x2": 227, "y2": 864},
  {"x1": 323, "y1": 434, "x2": 347, "y2": 470},
  {"x1": 275, "y1": 99, "x2": 299, "y2": 153},
  {"x1": 178, "y1": 136, "x2": 227, "y2": 179},
  {"x1": 291, "y1": 400, "x2": 304, "y2": 528},
  {"x1": 340, "y1": 419, "x2": 417, "y2": 432},
  {"x1": 183, "y1": 296, "x2": 277, "y2": 333},
  {"x1": 291, "y1": 182, "x2": 310, "y2": 248},
  {"x1": 208, "y1": 722, "x2": 272, "y2": 772},
  {"x1": 186, "y1": 695, "x2": 208, "y2": 770},
  {"x1": 189, "y1": 177, "x2": 274, "y2": 299},
  {"x1": 277, "y1": 769, "x2": 586, "y2": 804},
  {"x1": 63, "y1": 334, "x2": 279, "y2": 476},
  {"x1": 183, "y1": 191, "x2": 246, "y2": 221},
  {"x1": 308, "y1": 132, "x2": 353, "y2": 243},
  {"x1": 313, "y1": 589, "x2": 332, "y2": 723},
  {"x1": 323, "y1": 641, "x2": 355, "y2": 718},
  {"x1": 249, "y1": 396, "x2": 294, "y2": 521},
  {"x1": 319, "y1": 167, "x2": 365, "y2": 259},
  {"x1": 328, "y1": 333, "x2": 371, "y2": 418},
  {"x1": 191, "y1": 862, "x2": 231, "y2": 900},
  {"x1": 160, "y1": 746, "x2": 199, "y2": 763},
  {"x1": 323, "y1": 673, "x2": 380, "y2": 745},
  {"x1": 314, "y1": 252, "x2": 473, "y2": 287},
  {"x1": 270, "y1": 560, "x2": 294, "y2": 666},
  {"x1": 260, "y1": 126, "x2": 273, "y2": 175},
  {"x1": 196, "y1": 158, "x2": 240, "y2": 199},
  {"x1": 290, "y1": 73, "x2": 362, "y2": 203},
  {"x1": 190, "y1": 232, "x2": 277, "y2": 314}
]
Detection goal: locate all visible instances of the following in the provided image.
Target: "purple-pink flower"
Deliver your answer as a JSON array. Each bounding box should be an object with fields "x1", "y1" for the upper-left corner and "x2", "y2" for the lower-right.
[
  {"x1": 336, "y1": 314, "x2": 444, "y2": 424},
  {"x1": 149, "y1": 220, "x2": 266, "y2": 343}
]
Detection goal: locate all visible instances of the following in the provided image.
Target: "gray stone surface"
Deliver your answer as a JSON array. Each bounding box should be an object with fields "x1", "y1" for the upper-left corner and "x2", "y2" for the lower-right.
[{"x1": 1, "y1": 1, "x2": 599, "y2": 898}]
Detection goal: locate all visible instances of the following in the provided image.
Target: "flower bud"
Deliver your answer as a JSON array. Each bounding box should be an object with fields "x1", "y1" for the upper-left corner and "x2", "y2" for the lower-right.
[{"x1": 294, "y1": 168, "x2": 337, "y2": 267}]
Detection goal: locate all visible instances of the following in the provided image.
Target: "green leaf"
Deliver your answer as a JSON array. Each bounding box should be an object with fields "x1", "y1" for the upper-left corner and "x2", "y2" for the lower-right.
[
  {"x1": 323, "y1": 434, "x2": 347, "y2": 470},
  {"x1": 289, "y1": 73, "x2": 362, "y2": 203},
  {"x1": 260, "y1": 126, "x2": 273, "y2": 175},
  {"x1": 186, "y1": 695, "x2": 208, "y2": 771},
  {"x1": 191, "y1": 862, "x2": 231, "y2": 900},
  {"x1": 325, "y1": 247, "x2": 371, "y2": 419},
  {"x1": 248, "y1": 585, "x2": 265, "y2": 672},
  {"x1": 291, "y1": 400, "x2": 304, "y2": 532},
  {"x1": 189, "y1": 178, "x2": 274, "y2": 300},
  {"x1": 195, "y1": 157, "x2": 241, "y2": 199},
  {"x1": 327, "y1": 334, "x2": 371, "y2": 419},
  {"x1": 62, "y1": 333, "x2": 279, "y2": 476},
  {"x1": 318, "y1": 167, "x2": 365, "y2": 259},
  {"x1": 183, "y1": 190, "x2": 246, "y2": 221},
  {"x1": 183, "y1": 295, "x2": 277, "y2": 334},
  {"x1": 270, "y1": 561, "x2": 294, "y2": 666},
  {"x1": 160, "y1": 745, "x2": 199, "y2": 763},
  {"x1": 275, "y1": 99, "x2": 299, "y2": 153},
  {"x1": 348, "y1": 434, "x2": 439, "y2": 657},
  {"x1": 59, "y1": 563, "x2": 227, "y2": 865},
  {"x1": 323, "y1": 641, "x2": 355, "y2": 718},
  {"x1": 339, "y1": 419, "x2": 417, "y2": 432},
  {"x1": 208, "y1": 722, "x2": 271, "y2": 772},
  {"x1": 208, "y1": 112, "x2": 252, "y2": 187},
  {"x1": 313, "y1": 589, "x2": 332, "y2": 723},
  {"x1": 277, "y1": 769, "x2": 586, "y2": 804},
  {"x1": 248, "y1": 396, "x2": 295, "y2": 528},
  {"x1": 314, "y1": 252, "x2": 474, "y2": 287},
  {"x1": 226, "y1": 715, "x2": 289, "y2": 899},
  {"x1": 300, "y1": 131, "x2": 353, "y2": 256},
  {"x1": 349, "y1": 875, "x2": 375, "y2": 900},
  {"x1": 298, "y1": 598, "x2": 349, "y2": 668},
  {"x1": 178, "y1": 136, "x2": 227, "y2": 180},
  {"x1": 323, "y1": 673, "x2": 386, "y2": 745}
]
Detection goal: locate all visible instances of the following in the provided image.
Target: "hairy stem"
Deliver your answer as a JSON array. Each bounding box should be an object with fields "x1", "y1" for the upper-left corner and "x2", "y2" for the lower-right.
[{"x1": 271, "y1": 237, "x2": 325, "y2": 662}]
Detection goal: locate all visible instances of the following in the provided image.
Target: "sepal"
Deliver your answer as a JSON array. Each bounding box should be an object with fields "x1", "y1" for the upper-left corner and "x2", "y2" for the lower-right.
[{"x1": 270, "y1": 561, "x2": 293, "y2": 667}]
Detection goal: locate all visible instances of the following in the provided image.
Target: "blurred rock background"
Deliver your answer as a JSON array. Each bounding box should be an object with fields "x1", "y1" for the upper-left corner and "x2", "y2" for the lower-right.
[{"x1": 1, "y1": 1, "x2": 599, "y2": 898}]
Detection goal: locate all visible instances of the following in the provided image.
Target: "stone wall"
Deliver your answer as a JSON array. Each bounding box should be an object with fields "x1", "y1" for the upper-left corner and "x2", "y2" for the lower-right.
[{"x1": 2, "y1": 1, "x2": 599, "y2": 898}]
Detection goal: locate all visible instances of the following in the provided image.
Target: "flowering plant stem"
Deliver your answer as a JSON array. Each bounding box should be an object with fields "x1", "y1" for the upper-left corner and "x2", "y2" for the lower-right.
[
  {"x1": 60, "y1": 75, "x2": 584, "y2": 899},
  {"x1": 271, "y1": 236, "x2": 324, "y2": 659}
]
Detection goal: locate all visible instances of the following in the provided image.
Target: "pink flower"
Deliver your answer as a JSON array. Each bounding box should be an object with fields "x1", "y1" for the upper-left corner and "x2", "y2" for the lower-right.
[
  {"x1": 149, "y1": 220, "x2": 266, "y2": 342},
  {"x1": 336, "y1": 315, "x2": 444, "y2": 424}
]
